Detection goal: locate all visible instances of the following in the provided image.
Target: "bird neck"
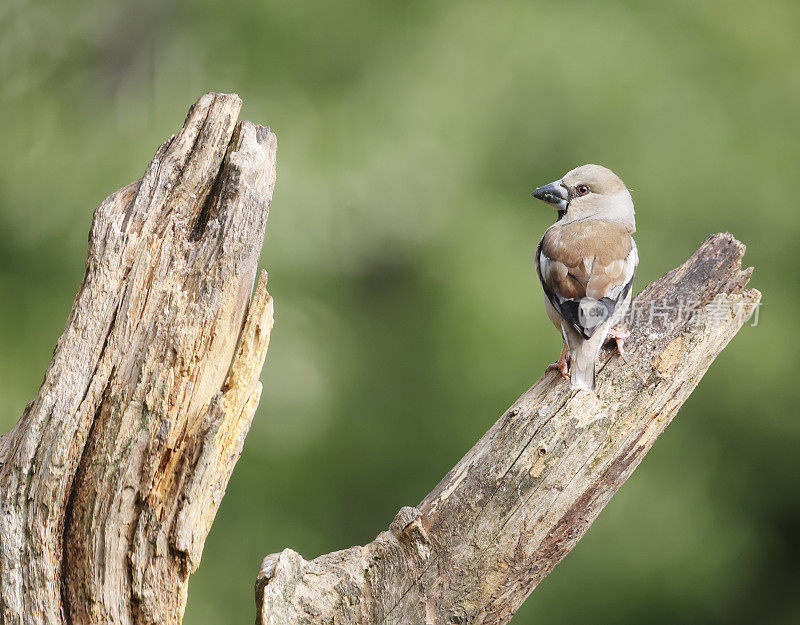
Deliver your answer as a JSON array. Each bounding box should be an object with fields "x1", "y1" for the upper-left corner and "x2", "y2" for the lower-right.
[{"x1": 558, "y1": 211, "x2": 636, "y2": 233}]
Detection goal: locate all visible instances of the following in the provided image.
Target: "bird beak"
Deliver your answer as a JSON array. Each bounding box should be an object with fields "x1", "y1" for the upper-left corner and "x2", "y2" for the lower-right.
[{"x1": 532, "y1": 180, "x2": 569, "y2": 211}]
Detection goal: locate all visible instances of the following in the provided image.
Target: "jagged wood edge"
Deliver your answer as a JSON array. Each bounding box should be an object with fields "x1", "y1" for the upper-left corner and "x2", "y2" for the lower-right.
[{"x1": 0, "y1": 92, "x2": 276, "y2": 625}]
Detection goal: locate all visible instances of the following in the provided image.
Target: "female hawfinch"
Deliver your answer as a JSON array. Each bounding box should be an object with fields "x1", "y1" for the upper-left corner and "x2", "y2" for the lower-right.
[{"x1": 532, "y1": 164, "x2": 638, "y2": 391}]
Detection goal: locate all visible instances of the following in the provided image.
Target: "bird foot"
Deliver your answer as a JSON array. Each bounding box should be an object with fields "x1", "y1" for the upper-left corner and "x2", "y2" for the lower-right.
[
  {"x1": 609, "y1": 328, "x2": 630, "y2": 361},
  {"x1": 546, "y1": 345, "x2": 570, "y2": 380}
]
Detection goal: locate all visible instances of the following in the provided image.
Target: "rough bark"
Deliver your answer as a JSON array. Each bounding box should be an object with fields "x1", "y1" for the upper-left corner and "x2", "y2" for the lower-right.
[
  {"x1": 256, "y1": 233, "x2": 760, "y2": 625},
  {"x1": 0, "y1": 92, "x2": 276, "y2": 625}
]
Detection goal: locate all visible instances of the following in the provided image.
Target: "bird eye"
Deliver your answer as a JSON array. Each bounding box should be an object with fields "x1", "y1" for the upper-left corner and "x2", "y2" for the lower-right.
[{"x1": 576, "y1": 184, "x2": 590, "y2": 196}]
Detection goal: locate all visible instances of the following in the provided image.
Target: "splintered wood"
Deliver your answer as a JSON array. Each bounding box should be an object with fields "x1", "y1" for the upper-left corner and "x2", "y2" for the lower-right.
[{"x1": 0, "y1": 93, "x2": 276, "y2": 625}]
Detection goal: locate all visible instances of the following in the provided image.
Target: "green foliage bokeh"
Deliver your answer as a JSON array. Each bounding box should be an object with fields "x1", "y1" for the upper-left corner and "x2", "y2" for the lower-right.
[{"x1": 1, "y1": 1, "x2": 797, "y2": 623}]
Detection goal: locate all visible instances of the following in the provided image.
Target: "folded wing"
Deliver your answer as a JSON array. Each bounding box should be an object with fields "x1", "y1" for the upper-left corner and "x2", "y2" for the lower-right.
[{"x1": 536, "y1": 220, "x2": 637, "y2": 339}]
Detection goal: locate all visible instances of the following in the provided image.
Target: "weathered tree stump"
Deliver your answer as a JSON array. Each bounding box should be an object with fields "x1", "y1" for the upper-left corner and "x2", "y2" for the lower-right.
[{"x1": 0, "y1": 93, "x2": 276, "y2": 625}]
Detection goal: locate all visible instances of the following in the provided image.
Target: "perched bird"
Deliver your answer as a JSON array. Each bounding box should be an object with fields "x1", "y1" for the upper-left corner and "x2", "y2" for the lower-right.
[{"x1": 532, "y1": 164, "x2": 638, "y2": 391}]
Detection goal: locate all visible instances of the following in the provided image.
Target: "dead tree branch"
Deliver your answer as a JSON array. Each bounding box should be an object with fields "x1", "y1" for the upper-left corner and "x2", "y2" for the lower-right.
[{"x1": 256, "y1": 233, "x2": 759, "y2": 625}]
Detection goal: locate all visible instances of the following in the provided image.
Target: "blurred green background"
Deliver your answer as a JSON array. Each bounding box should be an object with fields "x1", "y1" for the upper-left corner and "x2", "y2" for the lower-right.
[{"x1": 1, "y1": 0, "x2": 798, "y2": 623}]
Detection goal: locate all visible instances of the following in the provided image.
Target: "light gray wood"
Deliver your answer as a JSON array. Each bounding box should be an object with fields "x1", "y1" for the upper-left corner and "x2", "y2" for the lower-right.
[
  {"x1": 0, "y1": 92, "x2": 276, "y2": 625},
  {"x1": 256, "y1": 234, "x2": 759, "y2": 625}
]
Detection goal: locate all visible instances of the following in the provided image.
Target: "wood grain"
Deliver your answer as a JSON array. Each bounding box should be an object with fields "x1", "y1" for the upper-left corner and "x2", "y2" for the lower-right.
[{"x1": 0, "y1": 93, "x2": 276, "y2": 625}]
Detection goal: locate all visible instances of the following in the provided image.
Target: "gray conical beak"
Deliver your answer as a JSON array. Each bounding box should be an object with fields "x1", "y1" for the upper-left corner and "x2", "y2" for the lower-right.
[{"x1": 532, "y1": 180, "x2": 568, "y2": 211}]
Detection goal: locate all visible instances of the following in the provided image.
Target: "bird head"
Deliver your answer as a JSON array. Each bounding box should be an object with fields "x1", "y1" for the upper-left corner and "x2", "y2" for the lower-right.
[{"x1": 532, "y1": 164, "x2": 635, "y2": 231}]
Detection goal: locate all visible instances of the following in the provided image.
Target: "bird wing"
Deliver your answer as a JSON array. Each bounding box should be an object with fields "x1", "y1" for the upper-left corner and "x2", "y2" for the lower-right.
[{"x1": 536, "y1": 220, "x2": 637, "y2": 339}]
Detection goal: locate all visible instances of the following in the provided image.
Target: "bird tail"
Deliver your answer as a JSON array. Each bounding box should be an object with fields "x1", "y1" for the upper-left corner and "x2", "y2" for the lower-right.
[{"x1": 565, "y1": 328, "x2": 604, "y2": 391}]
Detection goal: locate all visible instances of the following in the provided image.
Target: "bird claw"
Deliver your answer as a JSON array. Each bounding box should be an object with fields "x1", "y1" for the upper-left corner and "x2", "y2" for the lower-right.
[
  {"x1": 609, "y1": 327, "x2": 630, "y2": 361},
  {"x1": 546, "y1": 360, "x2": 570, "y2": 380},
  {"x1": 546, "y1": 345, "x2": 570, "y2": 380}
]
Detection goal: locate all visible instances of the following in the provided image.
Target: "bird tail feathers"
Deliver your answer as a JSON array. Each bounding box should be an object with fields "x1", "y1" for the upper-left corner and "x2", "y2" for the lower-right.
[
  {"x1": 569, "y1": 349, "x2": 595, "y2": 391},
  {"x1": 565, "y1": 328, "x2": 605, "y2": 391}
]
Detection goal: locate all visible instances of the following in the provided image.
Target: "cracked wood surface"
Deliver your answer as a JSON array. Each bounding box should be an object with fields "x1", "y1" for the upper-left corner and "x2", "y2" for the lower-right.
[
  {"x1": 0, "y1": 93, "x2": 276, "y2": 625},
  {"x1": 256, "y1": 233, "x2": 759, "y2": 625}
]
